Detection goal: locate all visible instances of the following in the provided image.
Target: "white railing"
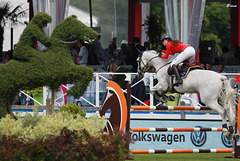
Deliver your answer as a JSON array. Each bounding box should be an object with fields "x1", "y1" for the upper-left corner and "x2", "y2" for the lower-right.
[{"x1": 20, "y1": 72, "x2": 240, "y2": 107}]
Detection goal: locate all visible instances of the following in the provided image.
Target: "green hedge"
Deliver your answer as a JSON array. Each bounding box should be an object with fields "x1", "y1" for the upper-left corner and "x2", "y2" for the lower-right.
[
  {"x1": 0, "y1": 111, "x2": 132, "y2": 161},
  {"x1": 0, "y1": 127, "x2": 132, "y2": 161}
]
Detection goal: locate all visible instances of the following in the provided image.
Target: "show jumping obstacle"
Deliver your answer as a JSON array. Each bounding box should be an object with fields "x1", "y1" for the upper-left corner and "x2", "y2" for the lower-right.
[
  {"x1": 132, "y1": 105, "x2": 211, "y2": 110},
  {"x1": 99, "y1": 81, "x2": 240, "y2": 158},
  {"x1": 131, "y1": 127, "x2": 228, "y2": 132},
  {"x1": 127, "y1": 85, "x2": 240, "y2": 157},
  {"x1": 131, "y1": 149, "x2": 233, "y2": 154}
]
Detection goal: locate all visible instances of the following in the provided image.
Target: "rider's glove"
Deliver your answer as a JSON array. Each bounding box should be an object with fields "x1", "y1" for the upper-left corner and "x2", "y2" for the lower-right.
[{"x1": 158, "y1": 52, "x2": 162, "y2": 57}]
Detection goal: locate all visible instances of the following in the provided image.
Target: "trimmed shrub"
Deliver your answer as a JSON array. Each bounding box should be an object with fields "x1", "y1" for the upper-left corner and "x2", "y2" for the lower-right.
[
  {"x1": 0, "y1": 12, "x2": 97, "y2": 117},
  {"x1": 0, "y1": 112, "x2": 106, "y2": 142},
  {"x1": 58, "y1": 102, "x2": 86, "y2": 117}
]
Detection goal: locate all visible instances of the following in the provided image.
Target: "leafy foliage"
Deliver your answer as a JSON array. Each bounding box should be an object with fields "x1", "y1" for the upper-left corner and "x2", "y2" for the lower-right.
[
  {"x1": 0, "y1": 1, "x2": 27, "y2": 54},
  {"x1": 0, "y1": 127, "x2": 132, "y2": 161},
  {"x1": 142, "y1": 14, "x2": 164, "y2": 49},
  {"x1": 58, "y1": 102, "x2": 86, "y2": 117},
  {"x1": 0, "y1": 112, "x2": 106, "y2": 142},
  {"x1": 201, "y1": 2, "x2": 231, "y2": 51},
  {"x1": 51, "y1": 15, "x2": 98, "y2": 42},
  {"x1": 0, "y1": 12, "x2": 96, "y2": 118},
  {"x1": 20, "y1": 108, "x2": 43, "y2": 128}
]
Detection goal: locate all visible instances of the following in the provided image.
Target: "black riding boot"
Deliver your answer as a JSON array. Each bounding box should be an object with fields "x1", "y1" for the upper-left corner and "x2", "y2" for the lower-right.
[{"x1": 172, "y1": 65, "x2": 183, "y2": 87}]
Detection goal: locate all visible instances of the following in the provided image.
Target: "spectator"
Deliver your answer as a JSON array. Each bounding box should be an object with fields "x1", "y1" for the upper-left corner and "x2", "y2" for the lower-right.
[
  {"x1": 111, "y1": 37, "x2": 117, "y2": 50},
  {"x1": 217, "y1": 63, "x2": 225, "y2": 73},
  {"x1": 129, "y1": 37, "x2": 145, "y2": 72},
  {"x1": 144, "y1": 41, "x2": 150, "y2": 51},
  {"x1": 218, "y1": 46, "x2": 229, "y2": 64},
  {"x1": 111, "y1": 59, "x2": 128, "y2": 90},
  {"x1": 93, "y1": 35, "x2": 106, "y2": 61},
  {"x1": 143, "y1": 67, "x2": 156, "y2": 100},
  {"x1": 205, "y1": 63, "x2": 212, "y2": 70},
  {"x1": 77, "y1": 39, "x2": 88, "y2": 66},
  {"x1": 200, "y1": 63, "x2": 205, "y2": 69},
  {"x1": 69, "y1": 43, "x2": 78, "y2": 64},
  {"x1": 119, "y1": 43, "x2": 129, "y2": 64},
  {"x1": 126, "y1": 44, "x2": 132, "y2": 65},
  {"x1": 2, "y1": 52, "x2": 11, "y2": 64},
  {"x1": 234, "y1": 45, "x2": 240, "y2": 59},
  {"x1": 88, "y1": 44, "x2": 99, "y2": 65},
  {"x1": 107, "y1": 43, "x2": 119, "y2": 67}
]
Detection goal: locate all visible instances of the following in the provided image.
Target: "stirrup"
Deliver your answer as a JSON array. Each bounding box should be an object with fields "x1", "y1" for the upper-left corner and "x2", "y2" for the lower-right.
[{"x1": 173, "y1": 79, "x2": 183, "y2": 87}]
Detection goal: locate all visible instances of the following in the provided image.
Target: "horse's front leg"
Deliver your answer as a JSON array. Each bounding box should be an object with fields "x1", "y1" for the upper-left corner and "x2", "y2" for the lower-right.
[{"x1": 150, "y1": 82, "x2": 169, "y2": 103}]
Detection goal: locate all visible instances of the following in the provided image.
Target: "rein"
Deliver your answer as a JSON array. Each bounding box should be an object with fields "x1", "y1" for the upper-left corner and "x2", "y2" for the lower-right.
[
  {"x1": 156, "y1": 61, "x2": 172, "y2": 73},
  {"x1": 139, "y1": 54, "x2": 172, "y2": 73},
  {"x1": 138, "y1": 55, "x2": 159, "y2": 72}
]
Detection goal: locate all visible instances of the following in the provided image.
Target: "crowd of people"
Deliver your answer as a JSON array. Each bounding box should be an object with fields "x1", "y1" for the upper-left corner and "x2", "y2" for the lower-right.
[{"x1": 69, "y1": 35, "x2": 150, "y2": 73}]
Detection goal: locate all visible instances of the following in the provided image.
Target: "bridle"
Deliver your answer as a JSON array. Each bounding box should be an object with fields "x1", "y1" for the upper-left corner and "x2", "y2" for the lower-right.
[
  {"x1": 138, "y1": 55, "x2": 159, "y2": 74},
  {"x1": 138, "y1": 54, "x2": 172, "y2": 75}
]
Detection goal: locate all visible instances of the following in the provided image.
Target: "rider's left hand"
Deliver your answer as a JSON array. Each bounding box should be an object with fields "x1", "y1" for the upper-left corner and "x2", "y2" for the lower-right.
[{"x1": 158, "y1": 52, "x2": 162, "y2": 57}]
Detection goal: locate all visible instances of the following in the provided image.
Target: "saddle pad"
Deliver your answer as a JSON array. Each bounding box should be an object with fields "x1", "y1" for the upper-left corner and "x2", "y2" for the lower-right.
[{"x1": 168, "y1": 66, "x2": 204, "y2": 78}]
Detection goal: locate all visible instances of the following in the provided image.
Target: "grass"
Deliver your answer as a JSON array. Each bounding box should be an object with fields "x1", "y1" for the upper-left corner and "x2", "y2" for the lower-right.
[{"x1": 131, "y1": 153, "x2": 235, "y2": 161}]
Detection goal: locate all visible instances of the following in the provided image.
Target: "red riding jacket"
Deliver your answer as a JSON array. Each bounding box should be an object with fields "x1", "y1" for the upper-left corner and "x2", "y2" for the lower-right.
[{"x1": 161, "y1": 41, "x2": 190, "y2": 59}]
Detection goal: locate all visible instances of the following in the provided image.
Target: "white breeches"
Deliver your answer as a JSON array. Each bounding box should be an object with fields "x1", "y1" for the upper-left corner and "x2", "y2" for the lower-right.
[{"x1": 170, "y1": 46, "x2": 195, "y2": 67}]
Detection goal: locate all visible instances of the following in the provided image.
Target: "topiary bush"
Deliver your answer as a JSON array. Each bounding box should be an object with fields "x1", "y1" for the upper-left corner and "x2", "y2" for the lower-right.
[{"x1": 0, "y1": 12, "x2": 97, "y2": 118}]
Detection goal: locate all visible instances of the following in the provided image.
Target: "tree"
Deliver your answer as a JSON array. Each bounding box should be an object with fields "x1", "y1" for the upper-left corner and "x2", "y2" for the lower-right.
[
  {"x1": 201, "y1": 2, "x2": 230, "y2": 51},
  {"x1": 0, "y1": 1, "x2": 26, "y2": 56},
  {"x1": 142, "y1": 14, "x2": 164, "y2": 49}
]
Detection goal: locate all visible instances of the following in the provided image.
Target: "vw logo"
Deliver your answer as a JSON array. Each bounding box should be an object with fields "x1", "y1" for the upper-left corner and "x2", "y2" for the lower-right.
[
  {"x1": 221, "y1": 132, "x2": 233, "y2": 148},
  {"x1": 190, "y1": 126, "x2": 207, "y2": 147}
]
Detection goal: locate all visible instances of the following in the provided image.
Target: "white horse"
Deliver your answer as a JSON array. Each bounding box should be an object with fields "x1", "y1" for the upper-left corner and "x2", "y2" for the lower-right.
[{"x1": 138, "y1": 50, "x2": 238, "y2": 139}]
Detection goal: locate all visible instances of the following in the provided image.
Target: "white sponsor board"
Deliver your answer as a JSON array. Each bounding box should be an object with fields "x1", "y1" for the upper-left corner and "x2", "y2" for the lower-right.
[{"x1": 130, "y1": 120, "x2": 233, "y2": 149}]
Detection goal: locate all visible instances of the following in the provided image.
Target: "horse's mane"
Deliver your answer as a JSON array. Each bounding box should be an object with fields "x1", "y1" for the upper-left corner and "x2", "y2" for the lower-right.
[{"x1": 143, "y1": 50, "x2": 174, "y2": 61}]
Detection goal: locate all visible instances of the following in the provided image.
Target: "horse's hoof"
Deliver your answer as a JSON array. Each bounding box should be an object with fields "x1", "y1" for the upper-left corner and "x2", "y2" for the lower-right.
[
  {"x1": 160, "y1": 96, "x2": 168, "y2": 103},
  {"x1": 168, "y1": 95, "x2": 176, "y2": 101},
  {"x1": 225, "y1": 132, "x2": 232, "y2": 140},
  {"x1": 233, "y1": 134, "x2": 240, "y2": 142}
]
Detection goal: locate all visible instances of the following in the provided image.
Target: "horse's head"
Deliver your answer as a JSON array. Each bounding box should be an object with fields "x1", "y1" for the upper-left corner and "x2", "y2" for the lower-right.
[
  {"x1": 137, "y1": 50, "x2": 175, "y2": 77},
  {"x1": 137, "y1": 50, "x2": 157, "y2": 77},
  {"x1": 51, "y1": 15, "x2": 98, "y2": 43}
]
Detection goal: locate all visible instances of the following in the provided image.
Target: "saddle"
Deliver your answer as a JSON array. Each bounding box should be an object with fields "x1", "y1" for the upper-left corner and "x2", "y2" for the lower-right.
[
  {"x1": 168, "y1": 61, "x2": 203, "y2": 93},
  {"x1": 168, "y1": 61, "x2": 203, "y2": 78}
]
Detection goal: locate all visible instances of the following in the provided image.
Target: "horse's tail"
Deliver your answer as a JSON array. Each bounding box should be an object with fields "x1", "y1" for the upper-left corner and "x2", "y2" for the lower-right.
[{"x1": 220, "y1": 77, "x2": 237, "y2": 124}]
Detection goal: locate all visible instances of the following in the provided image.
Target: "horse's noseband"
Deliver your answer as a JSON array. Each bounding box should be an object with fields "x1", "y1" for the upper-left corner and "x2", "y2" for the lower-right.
[
  {"x1": 138, "y1": 56, "x2": 149, "y2": 74},
  {"x1": 138, "y1": 55, "x2": 159, "y2": 74}
]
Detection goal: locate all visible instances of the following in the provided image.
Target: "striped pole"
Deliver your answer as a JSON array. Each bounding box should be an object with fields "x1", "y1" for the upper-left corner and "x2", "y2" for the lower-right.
[
  {"x1": 131, "y1": 149, "x2": 233, "y2": 154},
  {"x1": 132, "y1": 106, "x2": 211, "y2": 110},
  {"x1": 131, "y1": 127, "x2": 228, "y2": 132}
]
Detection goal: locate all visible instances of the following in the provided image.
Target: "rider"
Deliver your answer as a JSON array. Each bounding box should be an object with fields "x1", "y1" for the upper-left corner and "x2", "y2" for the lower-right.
[{"x1": 160, "y1": 34, "x2": 195, "y2": 86}]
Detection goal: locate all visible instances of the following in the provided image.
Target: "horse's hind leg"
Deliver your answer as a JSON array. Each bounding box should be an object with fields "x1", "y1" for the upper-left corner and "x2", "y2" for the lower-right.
[{"x1": 205, "y1": 100, "x2": 231, "y2": 138}]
